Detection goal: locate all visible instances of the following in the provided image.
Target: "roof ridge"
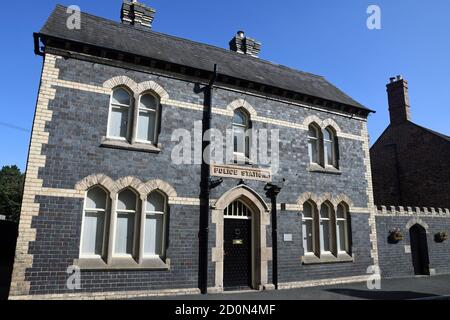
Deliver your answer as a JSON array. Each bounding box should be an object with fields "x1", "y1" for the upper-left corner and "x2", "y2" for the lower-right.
[{"x1": 53, "y1": 4, "x2": 324, "y2": 80}]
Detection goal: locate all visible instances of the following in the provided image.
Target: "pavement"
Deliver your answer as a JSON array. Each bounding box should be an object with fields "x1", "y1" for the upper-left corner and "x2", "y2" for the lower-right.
[{"x1": 141, "y1": 275, "x2": 450, "y2": 300}]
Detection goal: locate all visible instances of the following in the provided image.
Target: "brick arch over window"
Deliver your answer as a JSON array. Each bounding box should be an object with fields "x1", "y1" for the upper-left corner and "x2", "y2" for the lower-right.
[
  {"x1": 103, "y1": 76, "x2": 138, "y2": 93},
  {"x1": 137, "y1": 81, "x2": 169, "y2": 100},
  {"x1": 75, "y1": 175, "x2": 177, "y2": 200},
  {"x1": 139, "y1": 179, "x2": 177, "y2": 199},
  {"x1": 406, "y1": 218, "x2": 429, "y2": 233},
  {"x1": 226, "y1": 99, "x2": 257, "y2": 117},
  {"x1": 297, "y1": 192, "x2": 354, "y2": 210},
  {"x1": 211, "y1": 185, "x2": 272, "y2": 292},
  {"x1": 303, "y1": 116, "x2": 342, "y2": 134},
  {"x1": 75, "y1": 174, "x2": 115, "y2": 193}
]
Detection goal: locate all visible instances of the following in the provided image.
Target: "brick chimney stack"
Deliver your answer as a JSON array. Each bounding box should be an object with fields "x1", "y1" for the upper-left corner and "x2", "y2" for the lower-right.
[
  {"x1": 229, "y1": 31, "x2": 261, "y2": 58},
  {"x1": 386, "y1": 75, "x2": 411, "y2": 126},
  {"x1": 121, "y1": 0, "x2": 156, "y2": 29}
]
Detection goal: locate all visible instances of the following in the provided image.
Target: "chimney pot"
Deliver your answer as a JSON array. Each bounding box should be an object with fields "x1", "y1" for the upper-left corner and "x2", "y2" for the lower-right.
[
  {"x1": 229, "y1": 31, "x2": 261, "y2": 58},
  {"x1": 121, "y1": 0, "x2": 156, "y2": 29},
  {"x1": 386, "y1": 76, "x2": 411, "y2": 126}
]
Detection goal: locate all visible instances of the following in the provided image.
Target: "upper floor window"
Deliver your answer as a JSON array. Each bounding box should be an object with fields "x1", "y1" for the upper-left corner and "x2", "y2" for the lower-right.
[
  {"x1": 307, "y1": 123, "x2": 339, "y2": 169},
  {"x1": 108, "y1": 88, "x2": 132, "y2": 140},
  {"x1": 233, "y1": 109, "x2": 251, "y2": 158},
  {"x1": 107, "y1": 88, "x2": 161, "y2": 146},
  {"x1": 81, "y1": 187, "x2": 108, "y2": 258},
  {"x1": 308, "y1": 124, "x2": 320, "y2": 164},
  {"x1": 136, "y1": 93, "x2": 159, "y2": 143},
  {"x1": 323, "y1": 127, "x2": 337, "y2": 167}
]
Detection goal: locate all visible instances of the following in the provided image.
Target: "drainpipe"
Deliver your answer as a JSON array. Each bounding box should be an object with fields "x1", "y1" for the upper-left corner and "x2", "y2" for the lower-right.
[
  {"x1": 264, "y1": 180, "x2": 284, "y2": 290},
  {"x1": 199, "y1": 64, "x2": 219, "y2": 294}
]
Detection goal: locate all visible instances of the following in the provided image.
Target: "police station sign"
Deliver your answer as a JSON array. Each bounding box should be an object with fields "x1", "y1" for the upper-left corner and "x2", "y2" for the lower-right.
[{"x1": 210, "y1": 164, "x2": 272, "y2": 182}]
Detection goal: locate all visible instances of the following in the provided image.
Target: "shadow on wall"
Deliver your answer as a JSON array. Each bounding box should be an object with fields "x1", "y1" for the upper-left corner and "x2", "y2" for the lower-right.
[
  {"x1": 326, "y1": 288, "x2": 438, "y2": 300},
  {"x1": 0, "y1": 220, "x2": 18, "y2": 300}
]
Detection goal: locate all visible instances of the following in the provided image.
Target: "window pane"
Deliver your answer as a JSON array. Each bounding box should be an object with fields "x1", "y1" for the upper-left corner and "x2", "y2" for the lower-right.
[
  {"x1": 325, "y1": 141, "x2": 333, "y2": 166},
  {"x1": 308, "y1": 126, "x2": 318, "y2": 138},
  {"x1": 110, "y1": 107, "x2": 129, "y2": 138},
  {"x1": 144, "y1": 214, "x2": 163, "y2": 256},
  {"x1": 324, "y1": 128, "x2": 332, "y2": 141},
  {"x1": 115, "y1": 212, "x2": 134, "y2": 254},
  {"x1": 303, "y1": 202, "x2": 313, "y2": 218},
  {"x1": 337, "y1": 220, "x2": 346, "y2": 252},
  {"x1": 234, "y1": 126, "x2": 245, "y2": 153},
  {"x1": 303, "y1": 220, "x2": 313, "y2": 253},
  {"x1": 86, "y1": 187, "x2": 106, "y2": 210},
  {"x1": 112, "y1": 88, "x2": 130, "y2": 105},
  {"x1": 320, "y1": 205, "x2": 330, "y2": 219},
  {"x1": 320, "y1": 220, "x2": 330, "y2": 252},
  {"x1": 308, "y1": 139, "x2": 318, "y2": 163},
  {"x1": 81, "y1": 211, "x2": 104, "y2": 255},
  {"x1": 337, "y1": 205, "x2": 345, "y2": 219},
  {"x1": 147, "y1": 192, "x2": 165, "y2": 212},
  {"x1": 137, "y1": 111, "x2": 156, "y2": 142},
  {"x1": 117, "y1": 189, "x2": 136, "y2": 211},
  {"x1": 140, "y1": 94, "x2": 157, "y2": 110},
  {"x1": 233, "y1": 110, "x2": 247, "y2": 125}
]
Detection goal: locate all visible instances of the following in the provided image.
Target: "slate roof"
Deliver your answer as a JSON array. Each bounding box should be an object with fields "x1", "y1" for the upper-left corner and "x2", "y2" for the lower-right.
[
  {"x1": 38, "y1": 5, "x2": 372, "y2": 112},
  {"x1": 412, "y1": 122, "x2": 450, "y2": 143}
]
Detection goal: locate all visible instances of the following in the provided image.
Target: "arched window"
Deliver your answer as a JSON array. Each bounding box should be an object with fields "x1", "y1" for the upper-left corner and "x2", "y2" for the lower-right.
[
  {"x1": 108, "y1": 88, "x2": 132, "y2": 140},
  {"x1": 81, "y1": 187, "x2": 108, "y2": 257},
  {"x1": 233, "y1": 109, "x2": 250, "y2": 158},
  {"x1": 144, "y1": 191, "x2": 167, "y2": 257},
  {"x1": 323, "y1": 127, "x2": 337, "y2": 168},
  {"x1": 115, "y1": 189, "x2": 138, "y2": 256},
  {"x1": 136, "y1": 93, "x2": 159, "y2": 143},
  {"x1": 224, "y1": 199, "x2": 252, "y2": 218},
  {"x1": 319, "y1": 202, "x2": 333, "y2": 253},
  {"x1": 308, "y1": 124, "x2": 320, "y2": 164},
  {"x1": 302, "y1": 201, "x2": 317, "y2": 255},
  {"x1": 336, "y1": 203, "x2": 350, "y2": 253}
]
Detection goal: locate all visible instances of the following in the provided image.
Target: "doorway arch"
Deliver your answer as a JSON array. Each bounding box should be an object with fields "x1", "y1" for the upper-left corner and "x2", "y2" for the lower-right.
[
  {"x1": 211, "y1": 185, "x2": 272, "y2": 292},
  {"x1": 409, "y1": 224, "x2": 430, "y2": 276}
]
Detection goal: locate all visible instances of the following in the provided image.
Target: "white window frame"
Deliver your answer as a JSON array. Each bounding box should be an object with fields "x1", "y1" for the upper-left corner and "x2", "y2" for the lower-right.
[
  {"x1": 336, "y1": 204, "x2": 350, "y2": 254},
  {"x1": 79, "y1": 186, "x2": 109, "y2": 259},
  {"x1": 224, "y1": 199, "x2": 252, "y2": 220},
  {"x1": 142, "y1": 191, "x2": 167, "y2": 258},
  {"x1": 319, "y1": 203, "x2": 333, "y2": 254},
  {"x1": 232, "y1": 109, "x2": 251, "y2": 159},
  {"x1": 323, "y1": 127, "x2": 336, "y2": 168},
  {"x1": 302, "y1": 202, "x2": 316, "y2": 256},
  {"x1": 135, "y1": 93, "x2": 160, "y2": 145},
  {"x1": 308, "y1": 124, "x2": 320, "y2": 165},
  {"x1": 113, "y1": 189, "x2": 139, "y2": 258},
  {"x1": 106, "y1": 87, "x2": 133, "y2": 141}
]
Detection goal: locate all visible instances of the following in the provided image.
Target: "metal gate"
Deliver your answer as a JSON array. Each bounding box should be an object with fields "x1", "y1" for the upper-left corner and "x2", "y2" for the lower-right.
[{"x1": 223, "y1": 200, "x2": 252, "y2": 290}]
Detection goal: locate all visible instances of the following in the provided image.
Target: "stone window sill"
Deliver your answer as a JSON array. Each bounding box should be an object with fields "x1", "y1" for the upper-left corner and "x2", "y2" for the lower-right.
[
  {"x1": 308, "y1": 163, "x2": 341, "y2": 175},
  {"x1": 75, "y1": 256, "x2": 170, "y2": 270},
  {"x1": 100, "y1": 137, "x2": 161, "y2": 154},
  {"x1": 231, "y1": 153, "x2": 254, "y2": 165},
  {"x1": 301, "y1": 252, "x2": 353, "y2": 265}
]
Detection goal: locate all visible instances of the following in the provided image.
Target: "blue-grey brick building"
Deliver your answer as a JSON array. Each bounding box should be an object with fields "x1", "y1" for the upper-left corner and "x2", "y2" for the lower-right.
[{"x1": 10, "y1": 1, "x2": 384, "y2": 299}]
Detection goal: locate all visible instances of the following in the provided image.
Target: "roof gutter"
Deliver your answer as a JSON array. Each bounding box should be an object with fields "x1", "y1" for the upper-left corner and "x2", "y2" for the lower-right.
[{"x1": 33, "y1": 33, "x2": 44, "y2": 56}]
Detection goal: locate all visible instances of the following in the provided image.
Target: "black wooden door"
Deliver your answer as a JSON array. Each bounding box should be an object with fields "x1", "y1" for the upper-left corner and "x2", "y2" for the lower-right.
[
  {"x1": 223, "y1": 218, "x2": 252, "y2": 290},
  {"x1": 410, "y1": 224, "x2": 430, "y2": 275}
]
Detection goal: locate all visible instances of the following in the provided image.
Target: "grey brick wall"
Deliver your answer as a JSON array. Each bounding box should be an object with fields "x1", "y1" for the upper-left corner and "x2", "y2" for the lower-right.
[
  {"x1": 376, "y1": 216, "x2": 450, "y2": 278},
  {"x1": 26, "y1": 54, "x2": 373, "y2": 294}
]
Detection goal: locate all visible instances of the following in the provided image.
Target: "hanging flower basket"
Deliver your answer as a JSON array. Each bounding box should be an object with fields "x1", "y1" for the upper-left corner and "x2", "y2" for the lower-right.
[
  {"x1": 435, "y1": 232, "x2": 448, "y2": 243},
  {"x1": 388, "y1": 228, "x2": 404, "y2": 243}
]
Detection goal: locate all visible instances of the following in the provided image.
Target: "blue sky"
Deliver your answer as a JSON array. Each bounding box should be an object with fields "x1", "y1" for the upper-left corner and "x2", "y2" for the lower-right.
[{"x1": 1, "y1": 0, "x2": 450, "y2": 171}]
